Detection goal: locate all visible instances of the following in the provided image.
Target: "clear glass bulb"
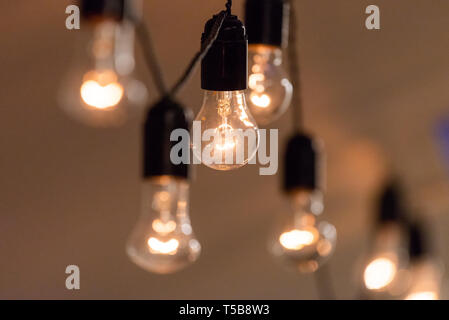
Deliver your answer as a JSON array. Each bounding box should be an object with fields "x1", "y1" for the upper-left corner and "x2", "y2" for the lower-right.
[
  {"x1": 126, "y1": 176, "x2": 201, "y2": 274},
  {"x1": 269, "y1": 189, "x2": 337, "y2": 273},
  {"x1": 404, "y1": 258, "x2": 442, "y2": 300},
  {"x1": 59, "y1": 20, "x2": 147, "y2": 127},
  {"x1": 362, "y1": 222, "x2": 407, "y2": 293},
  {"x1": 247, "y1": 45, "x2": 292, "y2": 125},
  {"x1": 193, "y1": 90, "x2": 260, "y2": 171}
]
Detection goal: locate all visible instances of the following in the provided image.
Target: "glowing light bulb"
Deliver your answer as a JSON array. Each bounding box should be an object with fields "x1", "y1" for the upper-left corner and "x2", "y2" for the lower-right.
[
  {"x1": 364, "y1": 257, "x2": 398, "y2": 290},
  {"x1": 270, "y1": 189, "x2": 337, "y2": 273},
  {"x1": 126, "y1": 176, "x2": 201, "y2": 274},
  {"x1": 59, "y1": 20, "x2": 147, "y2": 127},
  {"x1": 404, "y1": 259, "x2": 442, "y2": 300},
  {"x1": 279, "y1": 228, "x2": 319, "y2": 250},
  {"x1": 405, "y1": 292, "x2": 438, "y2": 300},
  {"x1": 361, "y1": 223, "x2": 405, "y2": 294},
  {"x1": 247, "y1": 45, "x2": 292, "y2": 125},
  {"x1": 193, "y1": 91, "x2": 260, "y2": 171},
  {"x1": 80, "y1": 70, "x2": 124, "y2": 109}
]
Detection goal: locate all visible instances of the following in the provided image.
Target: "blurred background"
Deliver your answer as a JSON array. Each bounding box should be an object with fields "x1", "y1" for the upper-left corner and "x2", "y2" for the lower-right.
[{"x1": 0, "y1": 0, "x2": 449, "y2": 299}]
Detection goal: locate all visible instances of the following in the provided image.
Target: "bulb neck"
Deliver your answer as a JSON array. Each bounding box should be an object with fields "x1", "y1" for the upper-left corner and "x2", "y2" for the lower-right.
[
  {"x1": 245, "y1": 0, "x2": 290, "y2": 48},
  {"x1": 143, "y1": 98, "x2": 192, "y2": 179},
  {"x1": 201, "y1": 14, "x2": 248, "y2": 91}
]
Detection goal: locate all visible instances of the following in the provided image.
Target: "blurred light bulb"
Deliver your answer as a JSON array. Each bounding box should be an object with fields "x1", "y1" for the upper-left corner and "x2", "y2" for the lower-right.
[
  {"x1": 80, "y1": 70, "x2": 124, "y2": 109},
  {"x1": 247, "y1": 45, "x2": 292, "y2": 125},
  {"x1": 126, "y1": 176, "x2": 201, "y2": 274},
  {"x1": 59, "y1": 20, "x2": 147, "y2": 127},
  {"x1": 404, "y1": 259, "x2": 442, "y2": 300},
  {"x1": 362, "y1": 223, "x2": 406, "y2": 294},
  {"x1": 193, "y1": 91, "x2": 260, "y2": 171},
  {"x1": 364, "y1": 256, "x2": 398, "y2": 290},
  {"x1": 270, "y1": 189, "x2": 337, "y2": 273}
]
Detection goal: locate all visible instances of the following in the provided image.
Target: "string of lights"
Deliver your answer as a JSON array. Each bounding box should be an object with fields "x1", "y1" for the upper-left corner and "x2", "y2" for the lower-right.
[{"x1": 57, "y1": 0, "x2": 444, "y2": 300}]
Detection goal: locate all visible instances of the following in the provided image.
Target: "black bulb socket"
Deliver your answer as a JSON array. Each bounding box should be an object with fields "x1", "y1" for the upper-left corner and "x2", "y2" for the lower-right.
[
  {"x1": 143, "y1": 98, "x2": 192, "y2": 179},
  {"x1": 377, "y1": 181, "x2": 404, "y2": 225},
  {"x1": 408, "y1": 222, "x2": 429, "y2": 261},
  {"x1": 245, "y1": 0, "x2": 290, "y2": 48},
  {"x1": 201, "y1": 14, "x2": 248, "y2": 91},
  {"x1": 80, "y1": 0, "x2": 126, "y2": 22},
  {"x1": 284, "y1": 133, "x2": 318, "y2": 192}
]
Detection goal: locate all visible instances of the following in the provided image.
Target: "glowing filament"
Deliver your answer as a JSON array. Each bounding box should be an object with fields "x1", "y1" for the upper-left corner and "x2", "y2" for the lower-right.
[
  {"x1": 214, "y1": 124, "x2": 236, "y2": 151},
  {"x1": 147, "y1": 237, "x2": 179, "y2": 255},
  {"x1": 279, "y1": 228, "x2": 318, "y2": 250},
  {"x1": 250, "y1": 93, "x2": 271, "y2": 108},
  {"x1": 152, "y1": 219, "x2": 176, "y2": 234},
  {"x1": 80, "y1": 70, "x2": 124, "y2": 109},
  {"x1": 363, "y1": 257, "x2": 397, "y2": 290}
]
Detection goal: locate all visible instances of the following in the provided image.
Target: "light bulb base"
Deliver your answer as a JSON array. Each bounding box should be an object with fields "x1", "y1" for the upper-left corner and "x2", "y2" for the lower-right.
[
  {"x1": 201, "y1": 14, "x2": 248, "y2": 91},
  {"x1": 408, "y1": 221, "x2": 430, "y2": 261},
  {"x1": 245, "y1": 0, "x2": 290, "y2": 48},
  {"x1": 284, "y1": 133, "x2": 318, "y2": 192},
  {"x1": 80, "y1": 0, "x2": 127, "y2": 22},
  {"x1": 143, "y1": 98, "x2": 192, "y2": 179}
]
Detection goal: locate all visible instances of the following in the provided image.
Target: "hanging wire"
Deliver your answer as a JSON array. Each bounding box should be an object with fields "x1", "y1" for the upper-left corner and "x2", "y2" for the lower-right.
[
  {"x1": 226, "y1": 0, "x2": 232, "y2": 14},
  {"x1": 288, "y1": 0, "x2": 304, "y2": 131},
  {"x1": 130, "y1": 0, "x2": 232, "y2": 99},
  {"x1": 134, "y1": 19, "x2": 169, "y2": 96},
  {"x1": 169, "y1": 9, "x2": 228, "y2": 96}
]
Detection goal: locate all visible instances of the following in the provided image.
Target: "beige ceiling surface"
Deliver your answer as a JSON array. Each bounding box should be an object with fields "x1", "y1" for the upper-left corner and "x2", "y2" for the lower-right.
[{"x1": 0, "y1": 0, "x2": 448, "y2": 299}]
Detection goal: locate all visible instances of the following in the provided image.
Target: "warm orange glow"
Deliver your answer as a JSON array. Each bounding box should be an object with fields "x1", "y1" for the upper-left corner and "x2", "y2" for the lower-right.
[
  {"x1": 80, "y1": 70, "x2": 124, "y2": 109},
  {"x1": 250, "y1": 93, "x2": 271, "y2": 108},
  {"x1": 279, "y1": 228, "x2": 319, "y2": 250},
  {"x1": 364, "y1": 257, "x2": 397, "y2": 290},
  {"x1": 405, "y1": 291, "x2": 438, "y2": 300},
  {"x1": 147, "y1": 237, "x2": 179, "y2": 255},
  {"x1": 152, "y1": 219, "x2": 176, "y2": 234},
  {"x1": 214, "y1": 123, "x2": 236, "y2": 151}
]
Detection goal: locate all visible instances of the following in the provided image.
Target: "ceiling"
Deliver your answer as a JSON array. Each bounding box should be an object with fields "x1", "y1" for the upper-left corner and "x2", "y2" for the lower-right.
[{"x1": 0, "y1": 0, "x2": 448, "y2": 299}]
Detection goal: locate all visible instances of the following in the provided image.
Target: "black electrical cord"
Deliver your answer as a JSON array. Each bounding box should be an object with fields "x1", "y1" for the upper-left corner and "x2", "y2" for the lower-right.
[
  {"x1": 134, "y1": 20, "x2": 169, "y2": 96},
  {"x1": 169, "y1": 9, "x2": 228, "y2": 96},
  {"x1": 288, "y1": 0, "x2": 304, "y2": 132},
  {"x1": 226, "y1": 0, "x2": 232, "y2": 14},
  {"x1": 130, "y1": 0, "x2": 232, "y2": 99}
]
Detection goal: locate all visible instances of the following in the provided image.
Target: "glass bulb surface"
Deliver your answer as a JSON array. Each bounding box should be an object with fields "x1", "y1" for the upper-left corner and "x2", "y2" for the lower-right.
[
  {"x1": 193, "y1": 90, "x2": 260, "y2": 171},
  {"x1": 247, "y1": 45, "x2": 292, "y2": 125},
  {"x1": 126, "y1": 176, "x2": 201, "y2": 274},
  {"x1": 404, "y1": 259, "x2": 442, "y2": 300},
  {"x1": 269, "y1": 190, "x2": 337, "y2": 273},
  {"x1": 361, "y1": 222, "x2": 406, "y2": 294},
  {"x1": 59, "y1": 20, "x2": 147, "y2": 127}
]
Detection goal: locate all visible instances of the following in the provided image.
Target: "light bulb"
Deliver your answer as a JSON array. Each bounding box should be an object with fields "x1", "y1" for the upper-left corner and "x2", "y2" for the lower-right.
[
  {"x1": 270, "y1": 189, "x2": 337, "y2": 273},
  {"x1": 247, "y1": 45, "x2": 292, "y2": 125},
  {"x1": 59, "y1": 20, "x2": 147, "y2": 127},
  {"x1": 193, "y1": 90, "x2": 260, "y2": 171},
  {"x1": 362, "y1": 222, "x2": 406, "y2": 293},
  {"x1": 404, "y1": 259, "x2": 442, "y2": 300},
  {"x1": 363, "y1": 255, "x2": 399, "y2": 291},
  {"x1": 126, "y1": 176, "x2": 201, "y2": 274}
]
